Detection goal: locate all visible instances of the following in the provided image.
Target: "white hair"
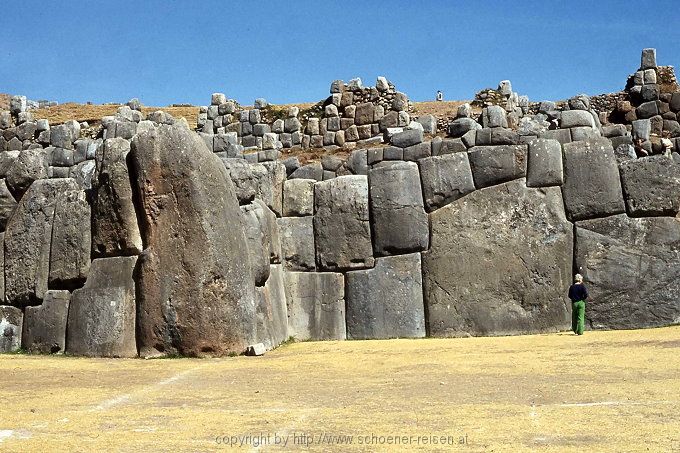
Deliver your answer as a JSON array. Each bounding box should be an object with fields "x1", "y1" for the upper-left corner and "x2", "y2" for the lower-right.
[{"x1": 575, "y1": 273, "x2": 583, "y2": 283}]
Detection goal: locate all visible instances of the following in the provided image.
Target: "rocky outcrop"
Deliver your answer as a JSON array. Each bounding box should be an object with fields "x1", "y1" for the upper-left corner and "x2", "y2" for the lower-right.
[
  {"x1": 423, "y1": 179, "x2": 572, "y2": 337},
  {"x1": 130, "y1": 124, "x2": 256, "y2": 357},
  {"x1": 575, "y1": 215, "x2": 680, "y2": 329}
]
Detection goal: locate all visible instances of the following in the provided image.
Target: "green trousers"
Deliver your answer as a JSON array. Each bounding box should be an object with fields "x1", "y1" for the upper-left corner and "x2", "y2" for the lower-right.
[{"x1": 571, "y1": 300, "x2": 585, "y2": 335}]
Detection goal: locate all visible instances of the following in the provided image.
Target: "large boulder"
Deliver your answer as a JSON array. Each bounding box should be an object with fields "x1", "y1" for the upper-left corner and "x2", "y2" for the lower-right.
[
  {"x1": 22, "y1": 290, "x2": 70, "y2": 354},
  {"x1": 562, "y1": 138, "x2": 625, "y2": 221},
  {"x1": 619, "y1": 155, "x2": 680, "y2": 217},
  {"x1": 346, "y1": 253, "x2": 425, "y2": 339},
  {"x1": 4, "y1": 179, "x2": 73, "y2": 307},
  {"x1": 66, "y1": 256, "x2": 138, "y2": 357},
  {"x1": 467, "y1": 145, "x2": 527, "y2": 189},
  {"x1": 130, "y1": 124, "x2": 256, "y2": 357},
  {"x1": 418, "y1": 153, "x2": 476, "y2": 212},
  {"x1": 48, "y1": 179, "x2": 91, "y2": 289},
  {"x1": 526, "y1": 138, "x2": 563, "y2": 187},
  {"x1": 240, "y1": 202, "x2": 272, "y2": 286},
  {"x1": 423, "y1": 179, "x2": 572, "y2": 337},
  {"x1": 314, "y1": 175, "x2": 374, "y2": 271},
  {"x1": 369, "y1": 161, "x2": 429, "y2": 256},
  {"x1": 0, "y1": 305, "x2": 22, "y2": 352},
  {"x1": 6, "y1": 148, "x2": 49, "y2": 198},
  {"x1": 283, "y1": 271, "x2": 346, "y2": 341},
  {"x1": 283, "y1": 178, "x2": 315, "y2": 216},
  {"x1": 575, "y1": 215, "x2": 680, "y2": 329},
  {"x1": 91, "y1": 138, "x2": 143, "y2": 257}
]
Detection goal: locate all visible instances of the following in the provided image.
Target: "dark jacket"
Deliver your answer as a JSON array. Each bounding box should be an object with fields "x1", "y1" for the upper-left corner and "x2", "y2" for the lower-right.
[{"x1": 568, "y1": 283, "x2": 588, "y2": 302}]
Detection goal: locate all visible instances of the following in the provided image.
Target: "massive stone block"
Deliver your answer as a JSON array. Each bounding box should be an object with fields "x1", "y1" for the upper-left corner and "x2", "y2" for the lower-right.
[
  {"x1": 369, "y1": 161, "x2": 428, "y2": 256},
  {"x1": 48, "y1": 179, "x2": 91, "y2": 289},
  {"x1": 283, "y1": 271, "x2": 345, "y2": 341},
  {"x1": 4, "y1": 179, "x2": 73, "y2": 307},
  {"x1": 562, "y1": 138, "x2": 625, "y2": 221},
  {"x1": 418, "y1": 153, "x2": 476, "y2": 212},
  {"x1": 575, "y1": 215, "x2": 680, "y2": 329},
  {"x1": 262, "y1": 161, "x2": 285, "y2": 216},
  {"x1": 423, "y1": 179, "x2": 572, "y2": 337},
  {"x1": 619, "y1": 155, "x2": 680, "y2": 217},
  {"x1": 0, "y1": 305, "x2": 22, "y2": 352},
  {"x1": 283, "y1": 178, "x2": 315, "y2": 216},
  {"x1": 314, "y1": 175, "x2": 374, "y2": 271},
  {"x1": 130, "y1": 124, "x2": 256, "y2": 357},
  {"x1": 467, "y1": 145, "x2": 527, "y2": 189},
  {"x1": 526, "y1": 138, "x2": 563, "y2": 187},
  {"x1": 22, "y1": 290, "x2": 70, "y2": 354},
  {"x1": 91, "y1": 138, "x2": 143, "y2": 257},
  {"x1": 254, "y1": 265, "x2": 288, "y2": 350},
  {"x1": 5, "y1": 148, "x2": 49, "y2": 198},
  {"x1": 66, "y1": 256, "x2": 138, "y2": 357},
  {"x1": 241, "y1": 203, "x2": 271, "y2": 287},
  {"x1": 346, "y1": 253, "x2": 425, "y2": 340},
  {"x1": 277, "y1": 216, "x2": 316, "y2": 271}
]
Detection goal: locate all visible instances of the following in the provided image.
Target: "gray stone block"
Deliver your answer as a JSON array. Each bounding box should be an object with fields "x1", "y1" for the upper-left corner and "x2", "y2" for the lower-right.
[
  {"x1": 448, "y1": 118, "x2": 481, "y2": 138},
  {"x1": 283, "y1": 271, "x2": 345, "y2": 341},
  {"x1": 423, "y1": 180, "x2": 572, "y2": 337},
  {"x1": 560, "y1": 110, "x2": 595, "y2": 128},
  {"x1": 562, "y1": 138, "x2": 625, "y2": 221},
  {"x1": 283, "y1": 178, "x2": 315, "y2": 216},
  {"x1": 619, "y1": 155, "x2": 680, "y2": 216},
  {"x1": 346, "y1": 253, "x2": 425, "y2": 340},
  {"x1": 391, "y1": 128, "x2": 423, "y2": 148},
  {"x1": 403, "y1": 142, "x2": 431, "y2": 161},
  {"x1": 526, "y1": 139, "x2": 563, "y2": 187},
  {"x1": 277, "y1": 216, "x2": 316, "y2": 271},
  {"x1": 314, "y1": 175, "x2": 373, "y2": 271},
  {"x1": 289, "y1": 162, "x2": 323, "y2": 181},
  {"x1": 369, "y1": 161, "x2": 428, "y2": 256},
  {"x1": 419, "y1": 153, "x2": 476, "y2": 212},
  {"x1": 66, "y1": 256, "x2": 138, "y2": 357},
  {"x1": 254, "y1": 265, "x2": 288, "y2": 350},
  {"x1": 641, "y1": 48, "x2": 656, "y2": 69},
  {"x1": 575, "y1": 214, "x2": 680, "y2": 329},
  {"x1": 22, "y1": 290, "x2": 70, "y2": 354},
  {"x1": 481, "y1": 105, "x2": 508, "y2": 128},
  {"x1": 467, "y1": 145, "x2": 527, "y2": 189}
]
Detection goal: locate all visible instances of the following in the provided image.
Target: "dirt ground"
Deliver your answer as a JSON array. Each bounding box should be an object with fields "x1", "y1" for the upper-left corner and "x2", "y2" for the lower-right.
[{"x1": 1, "y1": 327, "x2": 679, "y2": 452}]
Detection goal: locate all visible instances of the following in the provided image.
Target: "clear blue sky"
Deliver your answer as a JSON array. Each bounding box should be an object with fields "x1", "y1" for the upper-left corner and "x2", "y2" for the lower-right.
[{"x1": 2, "y1": 1, "x2": 679, "y2": 106}]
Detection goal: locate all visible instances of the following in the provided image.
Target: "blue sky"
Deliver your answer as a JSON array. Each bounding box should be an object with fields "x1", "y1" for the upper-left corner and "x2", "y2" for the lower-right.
[{"x1": 2, "y1": 1, "x2": 679, "y2": 106}]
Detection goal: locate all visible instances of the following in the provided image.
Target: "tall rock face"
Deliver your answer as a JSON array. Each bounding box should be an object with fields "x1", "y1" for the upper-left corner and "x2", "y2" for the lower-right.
[
  {"x1": 575, "y1": 215, "x2": 680, "y2": 329},
  {"x1": 5, "y1": 179, "x2": 75, "y2": 307},
  {"x1": 129, "y1": 124, "x2": 256, "y2": 357},
  {"x1": 91, "y1": 138, "x2": 143, "y2": 257},
  {"x1": 423, "y1": 179, "x2": 572, "y2": 337}
]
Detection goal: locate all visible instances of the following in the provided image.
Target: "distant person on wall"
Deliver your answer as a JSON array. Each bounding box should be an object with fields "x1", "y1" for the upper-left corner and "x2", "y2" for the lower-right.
[
  {"x1": 436, "y1": 90, "x2": 443, "y2": 102},
  {"x1": 568, "y1": 274, "x2": 588, "y2": 335}
]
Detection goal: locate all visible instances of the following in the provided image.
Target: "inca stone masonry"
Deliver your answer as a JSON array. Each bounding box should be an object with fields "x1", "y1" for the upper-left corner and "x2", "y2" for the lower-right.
[{"x1": 0, "y1": 49, "x2": 679, "y2": 356}]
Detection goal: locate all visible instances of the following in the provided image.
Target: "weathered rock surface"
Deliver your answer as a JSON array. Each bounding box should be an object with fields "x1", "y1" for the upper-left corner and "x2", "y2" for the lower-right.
[
  {"x1": 0, "y1": 305, "x2": 22, "y2": 352},
  {"x1": 575, "y1": 215, "x2": 680, "y2": 329},
  {"x1": 284, "y1": 271, "x2": 346, "y2": 341},
  {"x1": 4, "y1": 179, "x2": 72, "y2": 307},
  {"x1": 346, "y1": 253, "x2": 425, "y2": 339},
  {"x1": 22, "y1": 290, "x2": 70, "y2": 354},
  {"x1": 418, "y1": 153, "x2": 476, "y2": 212},
  {"x1": 467, "y1": 145, "x2": 527, "y2": 188},
  {"x1": 314, "y1": 175, "x2": 374, "y2": 271},
  {"x1": 562, "y1": 138, "x2": 625, "y2": 221},
  {"x1": 91, "y1": 138, "x2": 143, "y2": 257},
  {"x1": 241, "y1": 202, "x2": 272, "y2": 286},
  {"x1": 48, "y1": 179, "x2": 91, "y2": 289},
  {"x1": 6, "y1": 148, "x2": 49, "y2": 198},
  {"x1": 130, "y1": 124, "x2": 256, "y2": 357},
  {"x1": 254, "y1": 265, "x2": 288, "y2": 350},
  {"x1": 277, "y1": 216, "x2": 316, "y2": 271},
  {"x1": 526, "y1": 139, "x2": 563, "y2": 187},
  {"x1": 0, "y1": 179, "x2": 17, "y2": 231},
  {"x1": 423, "y1": 179, "x2": 572, "y2": 337},
  {"x1": 369, "y1": 161, "x2": 428, "y2": 256},
  {"x1": 619, "y1": 155, "x2": 680, "y2": 217},
  {"x1": 283, "y1": 178, "x2": 315, "y2": 216},
  {"x1": 66, "y1": 256, "x2": 138, "y2": 357}
]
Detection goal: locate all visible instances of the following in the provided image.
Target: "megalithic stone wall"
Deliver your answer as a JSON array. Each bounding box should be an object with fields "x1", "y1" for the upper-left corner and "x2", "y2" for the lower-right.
[{"x1": 0, "y1": 49, "x2": 679, "y2": 356}]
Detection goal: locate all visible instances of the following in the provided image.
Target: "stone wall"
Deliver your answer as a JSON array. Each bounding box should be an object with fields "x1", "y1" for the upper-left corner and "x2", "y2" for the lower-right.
[{"x1": 0, "y1": 48, "x2": 679, "y2": 357}]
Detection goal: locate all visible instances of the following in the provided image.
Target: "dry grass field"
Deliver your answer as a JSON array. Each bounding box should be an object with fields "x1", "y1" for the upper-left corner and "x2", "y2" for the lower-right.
[{"x1": 1, "y1": 326, "x2": 679, "y2": 452}]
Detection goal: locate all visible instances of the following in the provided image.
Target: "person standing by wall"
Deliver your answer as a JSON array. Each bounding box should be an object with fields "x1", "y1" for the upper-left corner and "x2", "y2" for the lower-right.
[
  {"x1": 436, "y1": 90, "x2": 443, "y2": 101},
  {"x1": 568, "y1": 274, "x2": 588, "y2": 335}
]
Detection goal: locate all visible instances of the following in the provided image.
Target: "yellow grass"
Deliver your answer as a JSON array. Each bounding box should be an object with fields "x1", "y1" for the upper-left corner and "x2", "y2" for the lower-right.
[{"x1": 1, "y1": 326, "x2": 679, "y2": 452}]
